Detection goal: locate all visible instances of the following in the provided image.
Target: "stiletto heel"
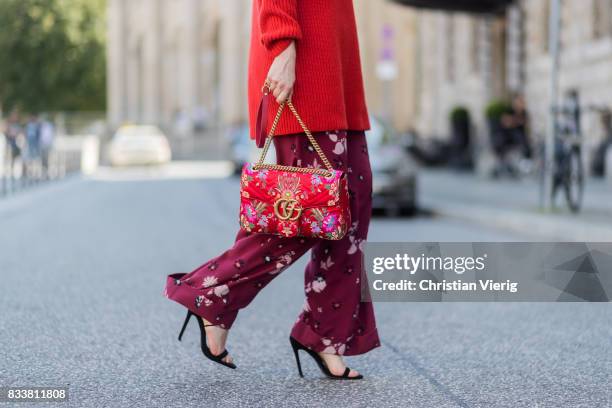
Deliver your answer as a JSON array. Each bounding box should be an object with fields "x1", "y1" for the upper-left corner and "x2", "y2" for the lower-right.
[
  {"x1": 291, "y1": 338, "x2": 304, "y2": 377},
  {"x1": 177, "y1": 310, "x2": 236, "y2": 369},
  {"x1": 289, "y1": 336, "x2": 363, "y2": 380},
  {"x1": 178, "y1": 311, "x2": 192, "y2": 341}
]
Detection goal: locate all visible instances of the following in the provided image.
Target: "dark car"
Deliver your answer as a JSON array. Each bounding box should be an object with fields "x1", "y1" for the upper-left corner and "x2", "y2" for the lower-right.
[{"x1": 368, "y1": 117, "x2": 418, "y2": 215}]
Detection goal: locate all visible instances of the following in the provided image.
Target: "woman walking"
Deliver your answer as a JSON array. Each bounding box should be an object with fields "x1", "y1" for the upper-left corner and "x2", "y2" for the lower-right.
[{"x1": 164, "y1": 0, "x2": 379, "y2": 379}]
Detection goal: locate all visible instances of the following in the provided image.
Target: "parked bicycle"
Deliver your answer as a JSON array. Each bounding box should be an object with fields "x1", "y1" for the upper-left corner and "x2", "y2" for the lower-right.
[{"x1": 550, "y1": 90, "x2": 584, "y2": 213}]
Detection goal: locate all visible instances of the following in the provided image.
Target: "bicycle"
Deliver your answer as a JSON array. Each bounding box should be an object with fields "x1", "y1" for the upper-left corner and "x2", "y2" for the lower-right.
[
  {"x1": 550, "y1": 91, "x2": 584, "y2": 213},
  {"x1": 551, "y1": 123, "x2": 583, "y2": 213}
]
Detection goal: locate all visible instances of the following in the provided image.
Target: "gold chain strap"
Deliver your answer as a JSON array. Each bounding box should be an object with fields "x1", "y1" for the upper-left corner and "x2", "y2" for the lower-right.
[{"x1": 253, "y1": 99, "x2": 335, "y2": 177}]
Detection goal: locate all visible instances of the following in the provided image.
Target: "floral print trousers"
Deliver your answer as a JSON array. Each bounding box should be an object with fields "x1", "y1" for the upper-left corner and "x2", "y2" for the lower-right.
[{"x1": 164, "y1": 130, "x2": 380, "y2": 356}]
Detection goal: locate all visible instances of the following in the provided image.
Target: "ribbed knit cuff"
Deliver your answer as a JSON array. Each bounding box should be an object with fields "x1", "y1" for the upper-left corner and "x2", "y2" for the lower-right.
[
  {"x1": 258, "y1": 0, "x2": 301, "y2": 57},
  {"x1": 267, "y1": 39, "x2": 294, "y2": 58}
]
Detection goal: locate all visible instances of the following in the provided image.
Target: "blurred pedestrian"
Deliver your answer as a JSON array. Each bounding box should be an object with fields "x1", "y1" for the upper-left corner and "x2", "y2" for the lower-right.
[
  {"x1": 491, "y1": 95, "x2": 532, "y2": 178},
  {"x1": 40, "y1": 117, "x2": 55, "y2": 178},
  {"x1": 173, "y1": 109, "x2": 191, "y2": 139},
  {"x1": 4, "y1": 111, "x2": 23, "y2": 175},
  {"x1": 24, "y1": 114, "x2": 42, "y2": 180},
  {"x1": 560, "y1": 89, "x2": 581, "y2": 137},
  {"x1": 590, "y1": 107, "x2": 612, "y2": 177},
  {"x1": 165, "y1": 0, "x2": 378, "y2": 379},
  {"x1": 503, "y1": 94, "x2": 532, "y2": 159}
]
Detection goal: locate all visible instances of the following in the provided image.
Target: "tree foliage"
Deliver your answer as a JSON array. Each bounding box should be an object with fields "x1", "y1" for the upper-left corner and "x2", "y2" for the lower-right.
[{"x1": 0, "y1": 0, "x2": 106, "y2": 114}]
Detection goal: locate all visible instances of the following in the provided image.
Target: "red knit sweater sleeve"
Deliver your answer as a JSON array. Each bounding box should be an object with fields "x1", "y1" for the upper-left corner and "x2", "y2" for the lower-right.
[{"x1": 257, "y1": 0, "x2": 302, "y2": 57}]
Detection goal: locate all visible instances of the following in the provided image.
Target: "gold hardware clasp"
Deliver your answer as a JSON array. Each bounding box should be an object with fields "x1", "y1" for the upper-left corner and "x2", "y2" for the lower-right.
[{"x1": 274, "y1": 198, "x2": 302, "y2": 221}]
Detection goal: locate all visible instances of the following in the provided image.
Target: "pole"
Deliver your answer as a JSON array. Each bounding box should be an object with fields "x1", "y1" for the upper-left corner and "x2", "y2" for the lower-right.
[
  {"x1": 379, "y1": 25, "x2": 397, "y2": 129},
  {"x1": 542, "y1": 0, "x2": 561, "y2": 210}
]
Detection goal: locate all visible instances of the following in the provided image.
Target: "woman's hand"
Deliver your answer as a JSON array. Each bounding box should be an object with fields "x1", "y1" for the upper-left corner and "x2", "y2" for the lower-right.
[{"x1": 266, "y1": 41, "x2": 296, "y2": 104}]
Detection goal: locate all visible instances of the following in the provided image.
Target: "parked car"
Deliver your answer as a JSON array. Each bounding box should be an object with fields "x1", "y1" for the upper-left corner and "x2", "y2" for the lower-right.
[
  {"x1": 368, "y1": 117, "x2": 418, "y2": 215},
  {"x1": 108, "y1": 125, "x2": 171, "y2": 166}
]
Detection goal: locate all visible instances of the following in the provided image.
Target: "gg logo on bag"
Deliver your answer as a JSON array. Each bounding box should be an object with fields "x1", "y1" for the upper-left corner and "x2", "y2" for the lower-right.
[{"x1": 274, "y1": 197, "x2": 302, "y2": 221}]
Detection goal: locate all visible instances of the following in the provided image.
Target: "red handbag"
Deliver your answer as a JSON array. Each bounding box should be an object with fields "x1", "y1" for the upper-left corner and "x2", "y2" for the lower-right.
[{"x1": 239, "y1": 94, "x2": 350, "y2": 240}]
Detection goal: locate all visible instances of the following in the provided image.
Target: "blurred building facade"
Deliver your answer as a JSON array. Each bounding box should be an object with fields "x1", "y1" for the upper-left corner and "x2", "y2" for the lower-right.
[
  {"x1": 106, "y1": 0, "x2": 421, "y2": 136},
  {"x1": 399, "y1": 0, "x2": 612, "y2": 164},
  {"x1": 107, "y1": 0, "x2": 612, "y2": 158},
  {"x1": 411, "y1": 12, "x2": 507, "y2": 143},
  {"x1": 522, "y1": 0, "x2": 612, "y2": 151},
  {"x1": 107, "y1": 0, "x2": 250, "y2": 137},
  {"x1": 354, "y1": 0, "x2": 420, "y2": 132}
]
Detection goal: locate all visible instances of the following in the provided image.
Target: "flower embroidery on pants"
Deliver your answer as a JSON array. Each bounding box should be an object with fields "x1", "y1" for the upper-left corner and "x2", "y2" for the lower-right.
[
  {"x1": 348, "y1": 236, "x2": 365, "y2": 255},
  {"x1": 213, "y1": 285, "x2": 229, "y2": 297},
  {"x1": 271, "y1": 250, "x2": 296, "y2": 275},
  {"x1": 309, "y1": 275, "x2": 327, "y2": 293},
  {"x1": 322, "y1": 338, "x2": 346, "y2": 355},
  {"x1": 195, "y1": 295, "x2": 204, "y2": 308},
  {"x1": 329, "y1": 133, "x2": 346, "y2": 155},
  {"x1": 320, "y1": 255, "x2": 334, "y2": 271},
  {"x1": 202, "y1": 276, "x2": 218, "y2": 288},
  {"x1": 347, "y1": 221, "x2": 365, "y2": 255}
]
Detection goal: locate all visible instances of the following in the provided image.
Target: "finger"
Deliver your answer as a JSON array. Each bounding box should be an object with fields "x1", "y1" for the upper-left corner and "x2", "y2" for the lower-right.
[
  {"x1": 273, "y1": 85, "x2": 284, "y2": 100},
  {"x1": 266, "y1": 79, "x2": 278, "y2": 93},
  {"x1": 277, "y1": 88, "x2": 290, "y2": 104}
]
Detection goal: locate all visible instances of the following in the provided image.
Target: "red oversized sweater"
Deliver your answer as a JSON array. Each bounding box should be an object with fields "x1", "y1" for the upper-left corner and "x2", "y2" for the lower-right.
[{"x1": 248, "y1": 0, "x2": 370, "y2": 138}]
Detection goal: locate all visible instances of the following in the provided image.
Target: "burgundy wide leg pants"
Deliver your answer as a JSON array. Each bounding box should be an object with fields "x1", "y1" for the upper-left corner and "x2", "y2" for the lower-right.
[{"x1": 165, "y1": 130, "x2": 380, "y2": 356}]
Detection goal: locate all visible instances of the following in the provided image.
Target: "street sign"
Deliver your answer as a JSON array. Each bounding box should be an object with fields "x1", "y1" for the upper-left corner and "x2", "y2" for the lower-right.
[{"x1": 378, "y1": 24, "x2": 398, "y2": 81}]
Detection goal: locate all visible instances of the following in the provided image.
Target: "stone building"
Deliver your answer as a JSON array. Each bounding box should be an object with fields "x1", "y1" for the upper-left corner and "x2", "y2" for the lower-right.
[
  {"x1": 523, "y1": 0, "x2": 612, "y2": 146},
  {"x1": 412, "y1": 12, "x2": 507, "y2": 141},
  {"x1": 107, "y1": 0, "x2": 250, "y2": 138},
  {"x1": 354, "y1": 0, "x2": 420, "y2": 132},
  {"x1": 407, "y1": 0, "x2": 612, "y2": 167},
  {"x1": 106, "y1": 0, "x2": 423, "y2": 140}
]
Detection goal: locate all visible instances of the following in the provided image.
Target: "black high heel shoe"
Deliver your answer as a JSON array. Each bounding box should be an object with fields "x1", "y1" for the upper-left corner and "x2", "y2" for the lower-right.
[
  {"x1": 290, "y1": 336, "x2": 363, "y2": 380},
  {"x1": 178, "y1": 310, "x2": 236, "y2": 369}
]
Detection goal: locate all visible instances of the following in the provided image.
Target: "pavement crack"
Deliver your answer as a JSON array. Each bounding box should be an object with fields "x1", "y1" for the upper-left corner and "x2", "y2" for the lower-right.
[{"x1": 382, "y1": 340, "x2": 471, "y2": 408}]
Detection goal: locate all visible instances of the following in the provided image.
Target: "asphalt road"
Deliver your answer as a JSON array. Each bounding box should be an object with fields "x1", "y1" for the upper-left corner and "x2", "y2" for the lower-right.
[{"x1": 1, "y1": 164, "x2": 610, "y2": 408}]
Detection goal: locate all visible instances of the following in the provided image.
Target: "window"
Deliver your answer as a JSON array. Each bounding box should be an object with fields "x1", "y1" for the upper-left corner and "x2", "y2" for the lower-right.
[
  {"x1": 446, "y1": 14, "x2": 456, "y2": 82},
  {"x1": 470, "y1": 19, "x2": 481, "y2": 74},
  {"x1": 541, "y1": 0, "x2": 550, "y2": 53}
]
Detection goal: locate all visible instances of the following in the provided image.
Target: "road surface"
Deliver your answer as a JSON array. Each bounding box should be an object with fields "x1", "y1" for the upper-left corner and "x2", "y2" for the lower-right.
[{"x1": 1, "y1": 163, "x2": 610, "y2": 407}]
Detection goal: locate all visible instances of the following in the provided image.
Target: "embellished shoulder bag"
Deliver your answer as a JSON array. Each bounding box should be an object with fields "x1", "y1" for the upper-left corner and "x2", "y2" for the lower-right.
[{"x1": 239, "y1": 90, "x2": 350, "y2": 240}]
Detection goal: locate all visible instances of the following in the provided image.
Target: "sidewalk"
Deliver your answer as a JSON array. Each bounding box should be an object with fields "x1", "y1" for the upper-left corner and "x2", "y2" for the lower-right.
[{"x1": 419, "y1": 168, "x2": 612, "y2": 241}]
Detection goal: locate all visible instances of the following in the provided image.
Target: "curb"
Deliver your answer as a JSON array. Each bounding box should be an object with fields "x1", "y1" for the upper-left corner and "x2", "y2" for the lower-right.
[
  {"x1": 0, "y1": 175, "x2": 85, "y2": 216},
  {"x1": 421, "y1": 196, "x2": 612, "y2": 241}
]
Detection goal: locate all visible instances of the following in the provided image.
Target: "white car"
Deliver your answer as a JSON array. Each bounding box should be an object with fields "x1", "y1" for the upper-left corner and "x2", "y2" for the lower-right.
[{"x1": 108, "y1": 125, "x2": 171, "y2": 166}]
